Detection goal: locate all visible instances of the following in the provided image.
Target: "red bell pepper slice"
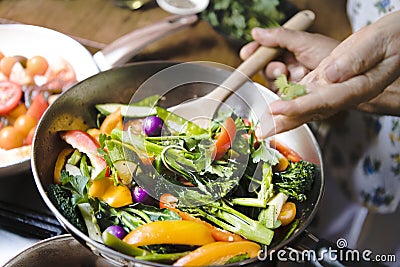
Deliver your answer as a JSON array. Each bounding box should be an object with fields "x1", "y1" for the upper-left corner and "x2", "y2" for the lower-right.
[{"x1": 59, "y1": 130, "x2": 108, "y2": 178}]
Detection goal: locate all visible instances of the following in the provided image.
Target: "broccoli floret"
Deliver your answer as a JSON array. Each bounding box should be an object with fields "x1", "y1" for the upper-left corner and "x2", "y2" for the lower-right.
[
  {"x1": 47, "y1": 184, "x2": 87, "y2": 234},
  {"x1": 273, "y1": 160, "x2": 317, "y2": 202}
]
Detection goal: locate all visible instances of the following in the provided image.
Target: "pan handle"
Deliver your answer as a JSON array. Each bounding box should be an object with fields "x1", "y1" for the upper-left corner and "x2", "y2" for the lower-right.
[
  {"x1": 93, "y1": 14, "x2": 198, "y2": 71},
  {"x1": 287, "y1": 230, "x2": 388, "y2": 266}
]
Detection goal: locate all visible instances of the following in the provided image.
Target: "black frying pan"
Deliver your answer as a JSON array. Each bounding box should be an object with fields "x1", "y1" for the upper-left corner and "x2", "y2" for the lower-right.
[{"x1": 32, "y1": 61, "x2": 328, "y2": 266}]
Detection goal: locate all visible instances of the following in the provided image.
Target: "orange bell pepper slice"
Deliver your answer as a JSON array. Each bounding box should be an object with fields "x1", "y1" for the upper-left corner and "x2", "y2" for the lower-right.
[
  {"x1": 273, "y1": 156, "x2": 290, "y2": 172},
  {"x1": 278, "y1": 201, "x2": 297, "y2": 226},
  {"x1": 168, "y1": 207, "x2": 242, "y2": 242},
  {"x1": 100, "y1": 107, "x2": 123, "y2": 135},
  {"x1": 123, "y1": 220, "x2": 215, "y2": 247},
  {"x1": 159, "y1": 193, "x2": 242, "y2": 242},
  {"x1": 173, "y1": 241, "x2": 261, "y2": 266},
  {"x1": 89, "y1": 177, "x2": 133, "y2": 208}
]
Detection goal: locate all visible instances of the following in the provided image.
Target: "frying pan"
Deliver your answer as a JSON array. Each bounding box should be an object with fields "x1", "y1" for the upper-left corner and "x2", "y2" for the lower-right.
[
  {"x1": 32, "y1": 61, "x2": 327, "y2": 266},
  {"x1": 4, "y1": 234, "x2": 114, "y2": 267},
  {"x1": 0, "y1": 15, "x2": 197, "y2": 176}
]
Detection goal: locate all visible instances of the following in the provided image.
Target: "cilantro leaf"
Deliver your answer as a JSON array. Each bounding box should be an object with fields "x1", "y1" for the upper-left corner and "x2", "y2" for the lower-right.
[
  {"x1": 275, "y1": 74, "x2": 307, "y2": 100},
  {"x1": 251, "y1": 140, "x2": 279, "y2": 165}
]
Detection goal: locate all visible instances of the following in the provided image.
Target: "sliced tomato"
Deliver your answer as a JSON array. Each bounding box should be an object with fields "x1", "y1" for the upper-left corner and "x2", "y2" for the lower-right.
[
  {"x1": 270, "y1": 139, "x2": 302, "y2": 162},
  {"x1": 26, "y1": 93, "x2": 49, "y2": 122},
  {"x1": 0, "y1": 81, "x2": 22, "y2": 115},
  {"x1": 214, "y1": 117, "x2": 237, "y2": 160}
]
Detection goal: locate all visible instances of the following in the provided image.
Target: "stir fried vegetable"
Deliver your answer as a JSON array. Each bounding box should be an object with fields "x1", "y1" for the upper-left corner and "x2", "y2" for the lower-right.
[{"x1": 48, "y1": 95, "x2": 319, "y2": 265}]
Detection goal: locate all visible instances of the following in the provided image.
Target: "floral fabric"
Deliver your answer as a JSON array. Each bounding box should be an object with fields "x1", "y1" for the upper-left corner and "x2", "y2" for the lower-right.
[{"x1": 323, "y1": 0, "x2": 400, "y2": 214}]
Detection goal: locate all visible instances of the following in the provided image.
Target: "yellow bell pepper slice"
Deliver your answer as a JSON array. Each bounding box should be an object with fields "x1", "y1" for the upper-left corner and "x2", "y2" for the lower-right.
[
  {"x1": 123, "y1": 220, "x2": 215, "y2": 247},
  {"x1": 173, "y1": 241, "x2": 261, "y2": 266},
  {"x1": 53, "y1": 147, "x2": 74, "y2": 184},
  {"x1": 89, "y1": 177, "x2": 132, "y2": 208}
]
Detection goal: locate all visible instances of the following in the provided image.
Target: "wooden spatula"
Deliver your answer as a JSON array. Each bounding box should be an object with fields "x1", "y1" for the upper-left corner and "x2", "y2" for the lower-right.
[{"x1": 168, "y1": 10, "x2": 315, "y2": 128}]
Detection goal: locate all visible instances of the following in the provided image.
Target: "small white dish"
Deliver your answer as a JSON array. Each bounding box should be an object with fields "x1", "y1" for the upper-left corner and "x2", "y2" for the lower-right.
[{"x1": 156, "y1": 0, "x2": 209, "y2": 15}]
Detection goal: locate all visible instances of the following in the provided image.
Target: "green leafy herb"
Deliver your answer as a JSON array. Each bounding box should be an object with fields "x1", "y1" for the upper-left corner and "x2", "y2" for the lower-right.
[
  {"x1": 201, "y1": 0, "x2": 285, "y2": 42},
  {"x1": 251, "y1": 140, "x2": 279, "y2": 165},
  {"x1": 275, "y1": 74, "x2": 307, "y2": 100},
  {"x1": 59, "y1": 170, "x2": 89, "y2": 205}
]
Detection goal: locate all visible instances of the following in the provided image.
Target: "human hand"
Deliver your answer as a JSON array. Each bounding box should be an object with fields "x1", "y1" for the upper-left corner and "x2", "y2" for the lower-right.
[
  {"x1": 255, "y1": 11, "x2": 400, "y2": 138},
  {"x1": 240, "y1": 27, "x2": 339, "y2": 89}
]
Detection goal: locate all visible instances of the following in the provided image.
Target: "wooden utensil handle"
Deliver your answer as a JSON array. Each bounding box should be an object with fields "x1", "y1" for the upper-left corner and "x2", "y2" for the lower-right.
[{"x1": 206, "y1": 10, "x2": 315, "y2": 102}]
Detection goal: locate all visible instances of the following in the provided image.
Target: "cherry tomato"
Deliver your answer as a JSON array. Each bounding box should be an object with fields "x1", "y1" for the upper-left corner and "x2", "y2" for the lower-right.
[
  {"x1": 159, "y1": 193, "x2": 179, "y2": 209},
  {"x1": 0, "y1": 126, "x2": 24, "y2": 149},
  {"x1": 0, "y1": 56, "x2": 17, "y2": 77},
  {"x1": 0, "y1": 81, "x2": 23, "y2": 115},
  {"x1": 278, "y1": 202, "x2": 297, "y2": 226},
  {"x1": 214, "y1": 117, "x2": 237, "y2": 160},
  {"x1": 7, "y1": 103, "x2": 27, "y2": 119},
  {"x1": 14, "y1": 114, "x2": 37, "y2": 137},
  {"x1": 26, "y1": 56, "x2": 49, "y2": 76}
]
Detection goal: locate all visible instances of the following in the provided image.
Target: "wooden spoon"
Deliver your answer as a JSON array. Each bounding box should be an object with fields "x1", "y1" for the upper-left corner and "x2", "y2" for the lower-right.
[{"x1": 168, "y1": 10, "x2": 315, "y2": 128}]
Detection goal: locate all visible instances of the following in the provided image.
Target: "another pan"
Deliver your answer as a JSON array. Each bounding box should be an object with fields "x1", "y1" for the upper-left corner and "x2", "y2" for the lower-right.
[{"x1": 32, "y1": 61, "x2": 324, "y2": 266}]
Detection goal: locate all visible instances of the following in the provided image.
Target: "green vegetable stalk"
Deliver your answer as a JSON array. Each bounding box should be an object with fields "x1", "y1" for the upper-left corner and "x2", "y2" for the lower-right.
[{"x1": 182, "y1": 200, "x2": 275, "y2": 245}]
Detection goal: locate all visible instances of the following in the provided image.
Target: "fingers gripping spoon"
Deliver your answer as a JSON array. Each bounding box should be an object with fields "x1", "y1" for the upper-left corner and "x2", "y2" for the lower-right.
[{"x1": 166, "y1": 10, "x2": 315, "y2": 129}]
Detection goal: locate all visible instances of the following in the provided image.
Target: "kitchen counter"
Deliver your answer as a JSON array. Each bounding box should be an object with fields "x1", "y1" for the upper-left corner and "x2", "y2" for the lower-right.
[{"x1": 0, "y1": 0, "x2": 351, "y2": 264}]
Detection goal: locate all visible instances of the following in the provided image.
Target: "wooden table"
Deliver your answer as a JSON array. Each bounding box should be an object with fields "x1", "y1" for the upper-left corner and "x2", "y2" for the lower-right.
[{"x1": 0, "y1": 0, "x2": 351, "y2": 70}]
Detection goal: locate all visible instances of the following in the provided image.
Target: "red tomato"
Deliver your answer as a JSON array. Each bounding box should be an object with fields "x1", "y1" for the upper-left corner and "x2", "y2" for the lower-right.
[
  {"x1": 159, "y1": 193, "x2": 179, "y2": 209},
  {"x1": 0, "y1": 81, "x2": 22, "y2": 115},
  {"x1": 214, "y1": 117, "x2": 237, "y2": 160},
  {"x1": 270, "y1": 139, "x2": 302, "y2": 162},
  {"x1": 26, "y1": 93, "x2": 49, "y2": 122}
]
